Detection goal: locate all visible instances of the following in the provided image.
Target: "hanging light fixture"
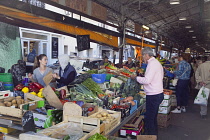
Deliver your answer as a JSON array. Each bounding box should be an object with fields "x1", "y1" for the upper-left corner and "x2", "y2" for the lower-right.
[
  {"x1": 142, "y1": 25, "x2": 149, "y2": 30},
  {"x1": 189, "y1": 30, "x2": 194, "y2": 32},
  {"x1": 179, "y1": 17, "x2": 187, "y2": 20},
  {"x1": 192, "y1": 36, "x2": 196, "y2": 39},
  {"x1": 170, "y1": 0, "x2": 180, "y2": 4},
  {"x1": 185, "y1": 26, "x2": 191, "y2": 28}
]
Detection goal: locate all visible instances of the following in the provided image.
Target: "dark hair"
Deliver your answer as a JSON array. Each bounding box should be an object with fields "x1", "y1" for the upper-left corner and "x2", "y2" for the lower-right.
[
  {"x1": 103, "y1": 56, "x2": 108, "y2": 59},
  {"x1": 180, "y1": 53, "x2": 191, "y2": 62},
  {"x1": 33, "y1": 54, "x2": 47, "y2": 70}
]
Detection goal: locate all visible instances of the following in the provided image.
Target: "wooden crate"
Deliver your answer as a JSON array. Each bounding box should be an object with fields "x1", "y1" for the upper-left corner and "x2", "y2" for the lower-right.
[
  {"x1": 137, "y1": 135, "x2": 157, "y2": 140},
  {"x1": 89, "y1": 110, "x2": 121, "y2": 135},
  {"x1": 0, "y1": 94, "x2": 42, "y2": 118},
  {"x1": 19, "y1": 116, "x2": 100, "y2": 140}
]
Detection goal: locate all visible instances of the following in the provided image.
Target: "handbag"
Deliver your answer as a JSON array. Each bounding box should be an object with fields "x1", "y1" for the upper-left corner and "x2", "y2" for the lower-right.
[
  {"x1": 194, "y1": 86, "x2": 210, "y2": 106},
  {"x1": 172, "y1": 67, "x2": 188, "y2": 86}
]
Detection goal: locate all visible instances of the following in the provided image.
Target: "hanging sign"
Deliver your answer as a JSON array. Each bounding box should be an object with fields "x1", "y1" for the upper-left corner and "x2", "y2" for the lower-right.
[{"x1": 52, "y1": 37, "x2": 58, "y2": 58}]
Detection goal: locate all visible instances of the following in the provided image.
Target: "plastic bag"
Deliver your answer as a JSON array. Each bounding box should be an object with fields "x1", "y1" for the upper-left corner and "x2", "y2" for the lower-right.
[
  {"x1": 194, "y1": 86, "x2": 210, "y2": 106},
  {"x1": 172, "y1": 78, "x2": 178, "y2": 86},
  {"x1": 38, "y1": 122, "x2": 84, "y2": 140}
]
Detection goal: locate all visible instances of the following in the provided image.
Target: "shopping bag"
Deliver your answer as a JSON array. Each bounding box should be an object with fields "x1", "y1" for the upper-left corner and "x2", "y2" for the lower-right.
[
  {"x1": 172, "y1": 78, "x2": 178, "y2": 86},
  {"x1": 194, "y1": 86, "x2": 210, "y2": 106}
]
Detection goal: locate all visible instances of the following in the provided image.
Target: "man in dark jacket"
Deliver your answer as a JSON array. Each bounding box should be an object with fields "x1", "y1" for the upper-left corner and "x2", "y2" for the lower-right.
[
  {"x1": 123, "y1": 57, "x2": 136, "y2": 68},
  {"x1": 53, "y1": 54, "x2": 77, "y2": 88}
]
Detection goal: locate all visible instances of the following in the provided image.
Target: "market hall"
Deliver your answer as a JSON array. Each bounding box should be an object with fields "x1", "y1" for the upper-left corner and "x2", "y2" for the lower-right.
[{"x1": 0, "y1": 0, "x2": 210, "y2": 140}]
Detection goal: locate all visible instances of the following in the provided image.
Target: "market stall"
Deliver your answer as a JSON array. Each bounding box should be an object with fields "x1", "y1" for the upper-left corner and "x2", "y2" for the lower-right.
[
  {"x1": 0, "y1": 60, "x2": 176, "y2": 140},
  {"x1": 0, "y1": 63, "x2": 148, "y2": 140}
]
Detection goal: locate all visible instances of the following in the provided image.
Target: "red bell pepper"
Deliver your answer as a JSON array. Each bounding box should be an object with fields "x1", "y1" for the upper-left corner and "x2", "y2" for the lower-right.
[
  {"x1": 32, "y1": 82, "x2": 43, "y2": 90},
  {"x1": 15, "y1": 83, "x2": 24, "y2": 91},
  {"x1": 60, "y1": 99, "x2": 69, "y2": 105},
  {"x1": 59, "y1": 89, "x2": 66, "y2": 100},
  {"x1": 28, "y1": 83, "x2": 39, "y2": 93}
]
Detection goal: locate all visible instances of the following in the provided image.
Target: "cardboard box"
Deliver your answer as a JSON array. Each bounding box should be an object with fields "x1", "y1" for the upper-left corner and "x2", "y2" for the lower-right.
[
  {"x1": 158, "y1": 118, "x2": 171, "y2": 128},
  {"x1": 158, "y1": 113, "x2": 171, "y2": 121},
  {"x1": 163, "y1": 89, "x2": 173, "y2": 95},
  {"x1": 160, "y1": 98, "x2": 171, "y2": 107},
  {"x1": 157, "y1": 113, "x2": 171, "y2": 128},
  {"x1": 0, "y1": 90, "x2": 10, "y2": 99},
  {"x1": 158, "y1": 105, "x2": 171, "y2": 114},
  {"x1": 0, "y1": 126, "x2": 15, "y2": 134},
  {"x1": 137, "y1": 135, "x2": 157, "y2": 140},
  {"x1": 33, "y1": 110, "x2": 53, "y2": 129},
  {"x1": 171, "y1": 102, "x2": 177, "y2": 107},
  {"x1": 163, "y1": 94, "x2": 171, "y2": 100}
]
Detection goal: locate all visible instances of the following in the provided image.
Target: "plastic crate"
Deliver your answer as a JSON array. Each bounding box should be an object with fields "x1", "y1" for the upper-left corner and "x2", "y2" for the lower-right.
[
  {"x1": 105, "y1": 74, "x2": 113, "y2": 82},
  {"x1": 165, "y1": 69, "x2": 174, "y2": 78},
  {"x1": 92, "y1": 74, "x2": 106, "y2": 84},
  {"x1": 130, "y1": 100, "x2": 138, "y2": 114},
  {"x1": 0, "y1": 73, "x2": 13, "y2": 83},
  {"x1": 120, "y1": 98, "x2": 138, "y2": 114}
]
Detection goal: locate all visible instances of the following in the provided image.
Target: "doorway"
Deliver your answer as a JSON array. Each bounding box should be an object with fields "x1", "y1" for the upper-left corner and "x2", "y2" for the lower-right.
[{"x1": 22, "y1": 40, "x2": 48, "y2": 62}]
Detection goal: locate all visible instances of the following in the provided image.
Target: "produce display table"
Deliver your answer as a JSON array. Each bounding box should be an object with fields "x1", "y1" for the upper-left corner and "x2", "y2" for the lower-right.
[{"x1": 106, "y1": 103, "x2": 145, "y2": 137}]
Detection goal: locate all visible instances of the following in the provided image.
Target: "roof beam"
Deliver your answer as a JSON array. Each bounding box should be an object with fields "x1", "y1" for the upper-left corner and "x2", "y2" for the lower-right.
[
  {"x1": 146, "y1": 5, "x2": 198, "y2": 25},
  {"x1": 144, "y1": 0, "x2": 195, "y2": 19}
]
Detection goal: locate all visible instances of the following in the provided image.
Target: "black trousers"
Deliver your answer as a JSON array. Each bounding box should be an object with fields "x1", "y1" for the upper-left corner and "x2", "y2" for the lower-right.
[
  {"x1": 145, "y1": 93, "x2": 164, "y2": 135},
  {"x1": 176, "y1": 79, "x2": 190, "y2": 107}
]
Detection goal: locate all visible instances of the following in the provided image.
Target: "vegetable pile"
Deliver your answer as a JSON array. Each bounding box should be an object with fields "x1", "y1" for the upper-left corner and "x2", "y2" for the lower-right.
[
  {"x1": 87, "y1": 133, "x2": 108, "y2": 140},
  {"x1": 51, "y1": 110, "x2": 63, "y2": 124},
  {"x1": 82, "y1": 78, "x2": 104, "y2": 96},
  {"x1": 0, "y1": 96, "x2": 25, "y2": 108},
  {"x1": 90, "y1": 112, "x2": 115, "y2": 124}
]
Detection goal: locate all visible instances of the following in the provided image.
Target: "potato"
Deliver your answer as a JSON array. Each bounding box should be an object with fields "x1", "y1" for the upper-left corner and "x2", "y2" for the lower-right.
[
  {"x1": 21, "y1": 99, "x2": 25, "y2": 104},
  {"x1": 4, "y1": 101, "x2": 8, "y2": 105},
  {"x1": 12, "y1": 104, "x2": 18, "y2": 108},
  {"x1": 16, "y1": 96, "x2": 22, "y2": 99},
  {"x1": 96, "y1": 114, "x2": 102, "y2": 118},
  {"x1": 11, "y1": 99, "x2": 17, "y2": 104},
  {"x1": 102, "y1": 112, "x2": 108, "y2": 117},
  {"x1": 107, "y1": 114, "x2": 111, "y2": 117},
  {"x1": 100, "y1": 118, "x2": 105, "y2": 121},
  {"x1": 4, "y1": 97, "x2": 15, "y2": 102},
  {"x1": 6, "y1": 102, "x2": 12, "y2": 107},
  {"x1": 0, "y1": 102, "x2": 5, "y2": 106},
  {"x1": 16, "y1": 99, "x2": 22, "y2": 106}
]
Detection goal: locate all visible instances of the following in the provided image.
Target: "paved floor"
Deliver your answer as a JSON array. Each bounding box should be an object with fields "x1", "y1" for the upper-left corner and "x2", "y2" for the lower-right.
[{"x1": 159, "y1": 91, "x2": 210, "y2": 140}]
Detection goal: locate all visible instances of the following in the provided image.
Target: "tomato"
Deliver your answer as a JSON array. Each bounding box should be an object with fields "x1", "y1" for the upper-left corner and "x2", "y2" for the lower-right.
[
  {"x1": 88, "y1": 107, "x2": 94, "y2": 112},
  {"x1": 70, "y1": 101, "x2": 77, "y2": 104}
]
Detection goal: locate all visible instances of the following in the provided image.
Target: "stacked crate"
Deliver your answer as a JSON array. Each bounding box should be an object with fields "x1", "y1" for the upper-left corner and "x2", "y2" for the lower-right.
[{"x1": 158, "y1": 90, "x2": 172, "y2": 127}]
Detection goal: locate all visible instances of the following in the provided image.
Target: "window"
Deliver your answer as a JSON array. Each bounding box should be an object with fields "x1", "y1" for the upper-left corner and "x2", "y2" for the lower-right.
[
  {"x1": 64, "y1": 45, "x2": 68, "y2": 54},
  {"x1": 22, "y1": 32, "x2": 48, "y2": 40}
]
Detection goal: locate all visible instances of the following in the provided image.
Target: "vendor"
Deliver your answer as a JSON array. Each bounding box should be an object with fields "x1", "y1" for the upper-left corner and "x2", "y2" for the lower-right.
[
  {"x1": 131, "y1": 47, "x2": 164, "y2": 135},
  {"x1": 123, "y1": 57, "x2": 136, "y2": 68},
  {"x1": 52, "y1": 54, "x2": 77, "y2": 88},
  {"x1": 99, "y1": 56, "x2": 110, "y2": 68},
  {"x1": 28, "y1": 54, "x2": 56, "y2": 87}
]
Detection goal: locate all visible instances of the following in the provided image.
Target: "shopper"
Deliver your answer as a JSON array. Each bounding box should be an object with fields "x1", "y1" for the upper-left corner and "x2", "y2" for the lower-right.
[
  {"x1": 171, "y1": 53, "x2": 191, "y2": 113},
  {"x1": 131, "y1": 47, "x2": 164, "y2": 135},
  {"x1": 123, "y1": 57, "x2": 136, "y2": 68},
  {"x1": 99, "y1": 56, "x2": 110, "y2": 67},
  {"x1": 52, "y1": 54, "x2": 77, "y2": 88},
  {"x1": 195, "y1": 56, "x2": 210, "y2": 119},
  {"x1": 10, "y1": 60, "x2": 26, "y2": 86},
  {"x1": 28, "y1": 54, "x2": 56, "y2": 87}
]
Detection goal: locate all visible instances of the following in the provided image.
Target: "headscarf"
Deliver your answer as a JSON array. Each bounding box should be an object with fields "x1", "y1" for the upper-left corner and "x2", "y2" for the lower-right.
[{"x1": 58, "y1": 54, "x2": 70, "y2": 71}]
